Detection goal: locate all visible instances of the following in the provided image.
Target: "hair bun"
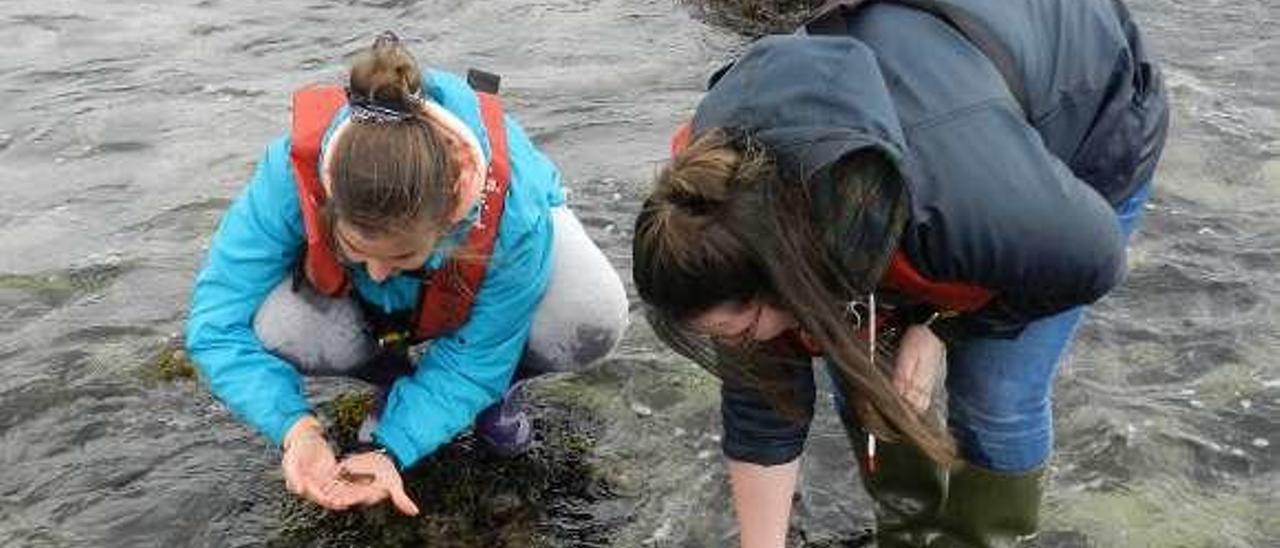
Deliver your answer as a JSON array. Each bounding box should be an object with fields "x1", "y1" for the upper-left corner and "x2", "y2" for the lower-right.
[
  {"x1": 660, "y1": 129, "x2": 767, "y2": 215},
  {"x1": 348, "y1": 31, "x2": 423, "y2": 112}
]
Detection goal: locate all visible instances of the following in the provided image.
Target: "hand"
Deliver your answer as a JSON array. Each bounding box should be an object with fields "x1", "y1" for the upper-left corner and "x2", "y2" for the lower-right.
[
  {"x1": 891, "y1": 324, "x2": 945, "y2": 415},
  {"x1": 281, "y1": 415, "x2": 348, "y2": 511},
  {"x1": 332, "y1": 451, "x2": 420, "y2": 516}
]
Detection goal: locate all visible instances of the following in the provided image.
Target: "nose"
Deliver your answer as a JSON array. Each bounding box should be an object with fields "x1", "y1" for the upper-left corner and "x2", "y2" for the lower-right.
[{"x1": 367, "y1": 260, "x2": 396, "y2": 282}]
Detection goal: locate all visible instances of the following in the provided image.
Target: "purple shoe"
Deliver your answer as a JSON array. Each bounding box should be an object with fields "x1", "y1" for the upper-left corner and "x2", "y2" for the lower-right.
[{"x1": 474, "y1": 383, "x2": 532, "y2": 457}]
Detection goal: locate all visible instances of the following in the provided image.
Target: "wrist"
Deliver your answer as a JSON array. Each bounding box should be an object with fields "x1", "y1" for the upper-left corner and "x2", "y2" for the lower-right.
[
  {"x1": 372, "y1": 449, "x2": 397, "y2": 470},
  {"x1": 351, "y1": 440, "x2": 398, "y2": 467},
  {"x1": 282, "y1": 415, "x2": 325, "y2": 453}
]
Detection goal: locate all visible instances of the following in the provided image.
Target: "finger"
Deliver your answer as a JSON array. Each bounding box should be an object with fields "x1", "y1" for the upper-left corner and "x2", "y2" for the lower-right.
[
  {"x1": 893, "y1": 351, "x2": 916, "y2": 396},
  {"x1": 911, "y1": 351, "x2": 943, "y2": 413},
  {"x1": 283, "y1": 453, "x2": 316, "y2": 497},
  {"x1": 301, "y1": 477, "x2": 343, "y2": 511},
  {"x1": 907, "y1": 381, "x2": 930, "y2": 414},
  {"x1": 387, "y1": 482, "x2": 420, "y2": 516},
  {"x1": 313, "y1": 456, "x2": 339, "y2": 479},
  {"x1": 327, "y1": 481, "x2": 382, "y2": 510},
  {"x1": 283, "y1": 460, "x2": 303, "y2": 495},
  {"x1": 337, "y1": 457, "x2": 379, "y2": 476},
  {"x1": 305, "y1": 470, "x2": 352, "y2": 510},
  {"x1": 352, "y1": 485, "x2": 389, "y2": 508},
  {"x1": 297, "y1": 456, "x2": 339, "y2": 501}
]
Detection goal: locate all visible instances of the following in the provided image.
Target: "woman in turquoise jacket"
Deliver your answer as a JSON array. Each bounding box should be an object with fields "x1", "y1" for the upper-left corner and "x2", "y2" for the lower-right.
[{"x1": 185, "y1": 33, "x2": 628, "y2": 514}]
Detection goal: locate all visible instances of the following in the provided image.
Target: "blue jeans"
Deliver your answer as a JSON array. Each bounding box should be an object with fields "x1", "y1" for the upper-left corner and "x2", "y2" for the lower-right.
[
  {"x1": 942, "y1": 182, "x2": 1152, "y2": 471},
  {"x1": 827, "y1": 182, "x2": 1152, "y2": 472}
]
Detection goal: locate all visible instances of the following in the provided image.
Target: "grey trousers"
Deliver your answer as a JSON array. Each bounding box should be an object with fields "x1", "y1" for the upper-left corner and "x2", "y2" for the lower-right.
[{"x1": 253, "y1": 207, "x2": 629, "y2": 385}]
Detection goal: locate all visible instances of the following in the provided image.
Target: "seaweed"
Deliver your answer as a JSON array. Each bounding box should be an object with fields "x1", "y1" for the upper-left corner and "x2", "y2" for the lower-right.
[
  {"x1": 272, "y1": 389, "x2": 630, "y2": 547},
  {"x1": 682, "y1": 0, "x2": 826, "y2": 36}
]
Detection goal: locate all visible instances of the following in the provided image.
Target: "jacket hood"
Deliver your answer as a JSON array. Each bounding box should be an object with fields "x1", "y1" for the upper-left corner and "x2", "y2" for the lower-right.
[
  {"x1": 692, "y1": 35, "x2": 907, "y2": 183},
  {"x1": 691, "y1": 35, "x2": 912, "y2": 291}
]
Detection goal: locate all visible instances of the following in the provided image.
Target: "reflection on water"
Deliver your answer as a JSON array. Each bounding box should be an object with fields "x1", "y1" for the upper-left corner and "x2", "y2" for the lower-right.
[{"x1": 0, "y1": 0, "x2": 1275, "y2": 546}]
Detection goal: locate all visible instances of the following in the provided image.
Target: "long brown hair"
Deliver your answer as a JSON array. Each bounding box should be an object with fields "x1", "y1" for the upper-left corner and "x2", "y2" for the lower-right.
[
  {"x1": 633, "y1": 129, "x2": 957, "y2": 465},
  {"x1": 328, "y1": 32, "x2": 458, "y2": 239}
]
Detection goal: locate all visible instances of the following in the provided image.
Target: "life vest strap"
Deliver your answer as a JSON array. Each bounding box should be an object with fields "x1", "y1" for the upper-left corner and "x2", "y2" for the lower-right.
[
  {"x1": 411, "y1": 85, "x2": 513, "y2": 341},
  {"x1": 290, "y1": 85, "x2": 350, "y2": 296}
]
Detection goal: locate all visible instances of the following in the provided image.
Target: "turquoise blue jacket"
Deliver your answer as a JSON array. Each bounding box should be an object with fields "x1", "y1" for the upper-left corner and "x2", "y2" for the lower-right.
[{"x1": 185, "y1": 70, "x2": 565, "y2": 468}]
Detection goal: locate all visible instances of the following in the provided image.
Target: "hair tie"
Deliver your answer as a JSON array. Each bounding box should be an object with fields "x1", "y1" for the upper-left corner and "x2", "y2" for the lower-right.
[{"x1": 346, "y1": 88, "x2": 423, "y2": 124}]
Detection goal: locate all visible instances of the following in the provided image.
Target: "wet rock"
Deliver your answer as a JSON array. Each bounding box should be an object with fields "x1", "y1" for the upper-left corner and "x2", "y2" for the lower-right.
[
  {"x1": 629, "y1": 401, "x2": 654, "y2": 417},
  {"x1": 0, "y1": 262, "x2": 129, "y2": 307},
  {"x1": 788, "y1": 527, "x2": 874, "y2": 547}
]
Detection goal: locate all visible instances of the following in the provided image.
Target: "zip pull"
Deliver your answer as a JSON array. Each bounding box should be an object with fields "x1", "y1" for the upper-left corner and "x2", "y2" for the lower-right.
[
  {"x1": 866, "y1": 433, "x2": 878, "y2": 474},
  {"x1": 866, "y1": 291, "x2": 879, "y2": 475},
  {"x1": 868, "y1": 292, "x2": 876, "y2": 366}
]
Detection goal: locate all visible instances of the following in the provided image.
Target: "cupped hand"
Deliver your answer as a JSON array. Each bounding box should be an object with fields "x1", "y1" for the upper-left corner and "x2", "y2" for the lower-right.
[
  {"x1": 332, "y1": 450, "x2": 420, "y2": 516},
  {"x1": 281, "y1": 415, "x2": 347, "y2": 510},
  {"x1": 891, "y1": 324, "x2": 945, "y2": 415}
]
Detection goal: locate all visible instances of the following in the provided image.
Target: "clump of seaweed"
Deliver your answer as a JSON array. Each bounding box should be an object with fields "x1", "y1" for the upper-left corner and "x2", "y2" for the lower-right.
[
  {"x1": 682, "y1": 0, "x2": 826, "y2": 36},
  {"x1": 324, "y1": 391, "x2": 377, "y2": 449},
  {"x1": 272, "y1": 391, "x2": 629, "y2": 547},
  {"x1": 141, "y1": 335, "x2": 198, "y2": 382}
]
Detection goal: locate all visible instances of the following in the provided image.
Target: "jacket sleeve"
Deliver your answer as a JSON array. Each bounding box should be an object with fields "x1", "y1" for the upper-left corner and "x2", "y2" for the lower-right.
[
  {"x1": 719, "y1": 345, "x2": 816, "y2": 466},
  {"x1": 372, "y1": 118, "x2": 561, "y2": 469},
  {"x1": 185, "y1": 137, "x2": 312, "y2": 445},
  {"x1": 902, "y1": 102, "x2": 1128, "y2": 338}
]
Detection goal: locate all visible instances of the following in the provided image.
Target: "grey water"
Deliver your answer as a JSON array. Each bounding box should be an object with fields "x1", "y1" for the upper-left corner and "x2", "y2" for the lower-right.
[{"x1": 0, "y1": 0, "x2": 1276, "y2": 546}]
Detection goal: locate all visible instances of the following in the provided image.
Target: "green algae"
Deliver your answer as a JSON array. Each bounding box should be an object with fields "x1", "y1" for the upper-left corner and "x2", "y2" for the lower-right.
[
  {"x1": 1046, "y1": 481, "x2": 1277, "y2": 547},
  {"x1": 0, "y1": 263, "x2": 128, "y2": 306},
  {"x1": 138, "y1": 336, "x2": 198, "y2": 382},
  {"x1": 1195, "y1": 360, "x2": 1269, "y2": 409}
]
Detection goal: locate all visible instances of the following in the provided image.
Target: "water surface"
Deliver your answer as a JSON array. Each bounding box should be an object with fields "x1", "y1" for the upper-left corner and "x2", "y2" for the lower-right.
[{"x1": 0, "y1": 0, "x2": 1275, "y2": 546}]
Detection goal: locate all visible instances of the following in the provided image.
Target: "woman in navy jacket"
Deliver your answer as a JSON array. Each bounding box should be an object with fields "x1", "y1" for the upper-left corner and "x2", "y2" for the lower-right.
[{"x1": 633, "y1": 0, "x2": 1167, "y2": 545}]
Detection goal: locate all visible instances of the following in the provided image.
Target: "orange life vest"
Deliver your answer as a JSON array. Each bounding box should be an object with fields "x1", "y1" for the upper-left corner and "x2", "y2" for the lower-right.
[
  {"x1": 288, "y1": 82, "x2": 512, "y2": 342},
  {"x1": 668, "y1": 120, "x2": 995, "y2": 316}
]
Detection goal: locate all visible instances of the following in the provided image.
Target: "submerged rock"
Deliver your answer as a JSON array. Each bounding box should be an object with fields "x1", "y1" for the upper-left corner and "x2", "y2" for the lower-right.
[{"x1": 0, "y1": 262, "x2": 129, "y2": 307}]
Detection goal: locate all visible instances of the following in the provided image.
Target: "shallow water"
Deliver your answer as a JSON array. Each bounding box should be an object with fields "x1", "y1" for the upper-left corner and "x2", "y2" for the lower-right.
[{"x1": 0, "y1": 0, "x2": 1275, "y2": 546}]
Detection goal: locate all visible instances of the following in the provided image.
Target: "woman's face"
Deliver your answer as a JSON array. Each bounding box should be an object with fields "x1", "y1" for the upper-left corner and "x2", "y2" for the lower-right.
[
  {"x1": 334, "y1": 219, "x2": 436, "y2": 282},
  {"x1": 689, "y1": 298, "x2": 798, "y2": 346}
]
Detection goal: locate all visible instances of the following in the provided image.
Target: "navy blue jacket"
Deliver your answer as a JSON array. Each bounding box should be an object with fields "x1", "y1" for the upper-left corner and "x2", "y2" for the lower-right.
[{"x1": 694, "y1": 0, "x2": 1169, "y2": 465}]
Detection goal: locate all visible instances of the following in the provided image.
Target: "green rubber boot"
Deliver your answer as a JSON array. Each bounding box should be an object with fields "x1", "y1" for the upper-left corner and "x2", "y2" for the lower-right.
[
  {"x1": 859, "y1": 438, "x2": 947, "y2": 547},
  {"x1": 936, "y1": 461, "x2": 1044, "y2": 547},
  {"x1": 853, "y1": 438, "x2": 1045, "y2": 548}
]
